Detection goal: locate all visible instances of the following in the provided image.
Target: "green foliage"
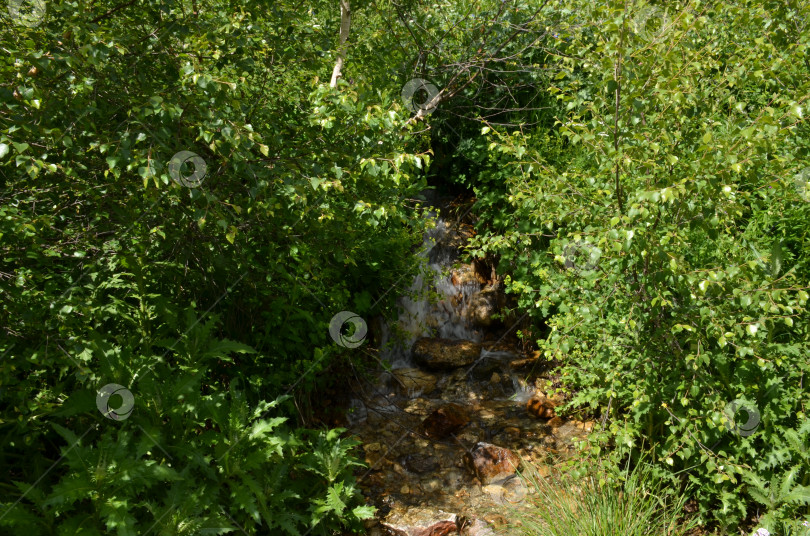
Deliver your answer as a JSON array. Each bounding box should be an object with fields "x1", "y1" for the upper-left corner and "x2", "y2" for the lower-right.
[
  {"x1": 465, "y1": 0, "x2": 810, "y2": 531},
  {"x1": 0, "y1": 388, "x2": 372, "y2": 535},
  {"x1": 0, "y1": 0, "x2": 432, "y2": 532},
  {"x1": 3, "y1": 0, "x2": 809, "y2": 532}
]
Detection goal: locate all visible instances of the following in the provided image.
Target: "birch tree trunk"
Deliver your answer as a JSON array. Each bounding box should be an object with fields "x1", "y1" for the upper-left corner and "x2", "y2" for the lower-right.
[{"x1": 329, "y1": 0, "x2": 351, "y2": 87}]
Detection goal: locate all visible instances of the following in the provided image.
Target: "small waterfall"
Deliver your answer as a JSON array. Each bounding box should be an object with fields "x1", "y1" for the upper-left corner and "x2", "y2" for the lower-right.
[
  {"x1": 508, "y1": 373, "x2": 535, "y2": 403},
  {"x1": 380, "y1": 212, "x2": 484, "y2": 367}
]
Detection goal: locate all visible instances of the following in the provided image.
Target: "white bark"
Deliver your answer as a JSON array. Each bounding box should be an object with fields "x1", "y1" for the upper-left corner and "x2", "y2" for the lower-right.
[{"x1": 329, "y1": 0, "x2": 351, "y2": 87}]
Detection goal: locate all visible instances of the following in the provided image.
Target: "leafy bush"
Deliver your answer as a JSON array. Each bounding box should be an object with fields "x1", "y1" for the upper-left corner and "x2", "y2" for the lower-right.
[
  {"x1": 0, "y1": 0, "x2": 430, "y2": 533},
  {"x1": 466, "y1": 0, "x2": 810, "y2": 530}
]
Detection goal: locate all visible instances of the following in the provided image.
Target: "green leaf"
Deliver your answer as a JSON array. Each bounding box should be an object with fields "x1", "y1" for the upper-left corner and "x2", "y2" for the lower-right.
[{"x1": 351, "y1": 505, "x2": 376, "y2": 520}]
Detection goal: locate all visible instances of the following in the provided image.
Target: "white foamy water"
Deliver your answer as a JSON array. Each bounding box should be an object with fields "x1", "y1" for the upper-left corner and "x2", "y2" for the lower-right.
[{"x1": 380, "y1": 214, "x2": 484, "y2": 367}]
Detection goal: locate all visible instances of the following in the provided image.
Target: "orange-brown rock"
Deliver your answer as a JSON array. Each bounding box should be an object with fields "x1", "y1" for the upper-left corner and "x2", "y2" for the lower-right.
[
  {"x1": 464, "y1": 442, "x2": 520, "y2": 484},
  {"x1": 527, "y1": 393, "x2": 560, "y2": 419},
  {"x1": 509, "y1": 349, "x2": 543, "y2": 368},
  {"x1": 450, "y1": 264, "x2": 480, "y2": 288},
  {"x1": 547, "y1": 416, "x2": 564, "y2": 428},
  {"x1": 422, "y1": 403, "x2": 469, "y2": 439},
  {"x1": 412, "y1": 521, "x2": 459, "y2": 536},
  {"x1": 509, "y1": 357, "x2": 539, "y2": 369}
]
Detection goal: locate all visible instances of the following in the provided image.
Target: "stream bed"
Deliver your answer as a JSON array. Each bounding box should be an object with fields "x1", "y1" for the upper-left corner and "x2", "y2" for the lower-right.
[{"x1": 345, "y1": 196, "x2": 595, "y2": 536}]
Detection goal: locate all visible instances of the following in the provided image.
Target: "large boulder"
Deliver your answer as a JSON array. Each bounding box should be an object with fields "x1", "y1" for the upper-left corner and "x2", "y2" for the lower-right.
[
  {"x1": 412, "y1": 338, "x2": 481, "y2": 370},
  {"x1": 464, "y1": 442, "x2": 520, "y2": 484}
]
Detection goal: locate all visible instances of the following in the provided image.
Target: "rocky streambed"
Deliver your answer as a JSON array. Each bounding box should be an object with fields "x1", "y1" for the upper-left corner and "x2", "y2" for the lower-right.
[{"x1": 344, "y1": 198, "x2": 596, "y2": 536}]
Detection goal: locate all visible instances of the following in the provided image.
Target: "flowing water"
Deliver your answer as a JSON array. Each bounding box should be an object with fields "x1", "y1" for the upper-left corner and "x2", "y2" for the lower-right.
[
  {"x1": 378, "y1": 214, "x2": 484, "y2": 367},
  {"x1": 348, "y1": 197, "x2": 594, "y2": 536}
]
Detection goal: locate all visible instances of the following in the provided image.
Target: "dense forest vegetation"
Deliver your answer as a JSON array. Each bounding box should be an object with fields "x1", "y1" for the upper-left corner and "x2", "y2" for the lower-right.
[{"x1": 1, "y1": 0, "x2": 808, "y2": 534}]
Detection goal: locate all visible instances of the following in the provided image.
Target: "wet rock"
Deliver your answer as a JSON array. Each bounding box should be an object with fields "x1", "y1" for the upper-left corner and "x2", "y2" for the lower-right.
[
  {"x1": 450, "y1": 264, "x2": 482, "y2": 288},
  {"x1": 553, "y1": 421, "x2": 586, "y2": 445},
  {"x1": 509, "y1": 352, "x2": 540, "y2": 369},
  {"x1": 367, "y1": 520, "x2": 408, "y2": 536},
  {"x1": 501, "y1": 427, "x2": 521, "y2": 442},
  {"x1": 547, "y1": 416, "x2": 564, "y2": 428},
  {"x1": 422, "y1": 403, "x2": 470, "y2": 439},
  {"x1": 464, "y1": 518, "x2": 497, "y2": 536},
  {"x1": 536, "y1": 464, "x2": 552, "y2": 478},
  {"x1": 413, "y1": 521, "x2": 459, "y2": 536},
  {"x1": 402, "y1": 453, "x2": 440, "y2": 474},
  {"x1": 464, "y1": 442, "x2": 521, "y2": 484},
  {"x1": 365, "y1": 442, "x2": 397, "y2": 469},
  {"x1": 458, "y1": 430, "x2": 480, "y2": 445},
  {"x1": 477, "y1": 408, "x2": 496, "y2": 420},
  {"x1": 481, "y1": 513, "x2": 508, "y2": 530},
  {"x1": 393, "y1": 368, "x2": 438, "y2": 394},
  {"x1": 468, "y1": 356, "x2": 502, "y2": 382},
  {"x1": 467, "y1": 288, "x2": 501, "y2": 327},
  {"x1": 381, "y1": 508, "x2": 458, "y2": 536},
  {"x1": 366, "y1": 442, "x2": 382, "y2": 452},
  {"x1": 421, "y1": 477, "x2": 442, "y2": 493},
  {"x1": 527, "y1": 393, "x2": 561, "y2": 419},
  {"x1": 403, "y1": 397, "x2": 431, "y2": 415},
  {"x1": 444, "y1": 468, "x2": 463, "y2": 487},
  {"x1": 412, "y1": 338, "x2": 481, "y2": 370},
  {"x1": 575, "y1": 420, "x2": 596, "y2": 432}
]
